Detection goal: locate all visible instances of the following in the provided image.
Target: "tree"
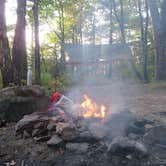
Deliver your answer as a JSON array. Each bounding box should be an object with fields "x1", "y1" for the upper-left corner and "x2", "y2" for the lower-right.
[
  {"x1": 148, "y1": 0, "x2": 166, "y2": 80},
  {"x1": 0, "y1": 0, "x2": 13, "y2": 87},
  {"x1": 112, "y1": 0, "x2": 143, "y2": 81},
  {"x1": 138, "y1": 0, "x2": 149, "y2": 82},
  {"x1": 12, "y1": 0, "x2": 27, "y2": 85},
  {"x1": 33, "y1": 0, "x2": 40, "y2": 84}
]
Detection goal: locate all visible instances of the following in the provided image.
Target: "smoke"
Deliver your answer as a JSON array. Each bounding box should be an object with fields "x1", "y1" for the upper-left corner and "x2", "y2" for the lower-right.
[{"x1": 64, "y1": 42, "x2": 139, "y2": 141}]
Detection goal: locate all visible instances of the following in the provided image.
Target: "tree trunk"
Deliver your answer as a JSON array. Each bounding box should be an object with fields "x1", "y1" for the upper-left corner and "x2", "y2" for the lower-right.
[
  {"x1": 109, "y1": 1, "x2": 113, "y2": 45},
  {"x1": 33, "y1": 0, "x2": 40, "y2": 84},
  {"x1": 138, "y1": 0, "x2": 149, "y2": 83},
  {"x1": 0, "y1": 0, "x2": 13, "y2": 87},
  {"x1": 148, "y1": 0, "x2": 166, "y2": 80},
  {"x1": 113, "y1": 0, "x2": 143, "y2": 81},
  {"x1": 59, "y1": 2, "x2": 66, "y2": 73},
  {"x1": 12, "y1": 0, "x2": 27, "y2": 85},
  {"x1": 108, "y1": 1, "x2": 113, "y2": 78}
]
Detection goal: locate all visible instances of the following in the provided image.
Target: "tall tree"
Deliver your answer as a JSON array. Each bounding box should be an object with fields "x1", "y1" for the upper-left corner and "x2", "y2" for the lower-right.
[
  {"x1": 0, "y1": 0, "x2": 13, "y2": 87},
  {"x1": 148, "y1": 0, "x2": 166, "y2": 80},
  {"x1": 138, "y1": 0, "x2": 149, "y2": 82},
  {"x1": 112, "y1": 0, "x2": 143, "y2": 81},
  {"x1": 33, "y1": 0, "x2": 40, "y2": 84},
  {"x1": 12, "y1": 0, "x2": 27, "y2": 85},
  {"x1": 109, "y1": 0, "x2": 113, "y2": 45}
]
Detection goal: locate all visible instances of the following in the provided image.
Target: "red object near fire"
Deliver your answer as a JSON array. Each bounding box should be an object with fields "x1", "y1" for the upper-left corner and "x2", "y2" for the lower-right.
[{"x1": 50, "y1": 92, "x2": 62, "y2": 103}]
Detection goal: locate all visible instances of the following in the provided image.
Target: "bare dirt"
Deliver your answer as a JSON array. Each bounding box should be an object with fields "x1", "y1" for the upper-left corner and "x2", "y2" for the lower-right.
[{"x1": 0, "y1": 83, "x2": 166, "y2": 166}]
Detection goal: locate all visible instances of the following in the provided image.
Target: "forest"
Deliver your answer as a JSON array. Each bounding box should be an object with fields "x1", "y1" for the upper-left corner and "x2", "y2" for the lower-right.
[
  {"x1": 1, "y1": 0, "x2": 166, "y2": 165},
  {"x1": 0, "y1": 0, "x2": 166, "y2": 90}
]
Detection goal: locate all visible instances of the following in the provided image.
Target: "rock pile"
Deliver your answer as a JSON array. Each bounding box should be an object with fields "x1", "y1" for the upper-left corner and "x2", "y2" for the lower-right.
[
  {"x1": 15, "y1": 108, "x2": 153, "y2": 160},
  {"x1": 15, "y1": 109, "x2": 103, "y2": 155}
]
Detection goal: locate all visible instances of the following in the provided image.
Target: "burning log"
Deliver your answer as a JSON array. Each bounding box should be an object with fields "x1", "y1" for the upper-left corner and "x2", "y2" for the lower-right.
[{"x1": 80, "y1": 94, "x2": 107, "y2": 119}]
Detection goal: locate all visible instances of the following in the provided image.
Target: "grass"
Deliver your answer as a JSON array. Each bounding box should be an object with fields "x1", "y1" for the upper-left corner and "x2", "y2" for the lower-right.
[{"x1": 148, "y1": 81, "x2": 166, "y2": 89}]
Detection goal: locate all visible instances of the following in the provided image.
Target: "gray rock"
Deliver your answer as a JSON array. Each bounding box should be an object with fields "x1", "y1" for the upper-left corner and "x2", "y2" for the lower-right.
[
  {"x1": 33, "y1": 121, "x2": 48, "y2": 129},
  {"x1": 15, "y1": 115, "x2": 41, "y2": 133},
  {"x1": 77, "y1": 131, "x2": 99, "y2": 143},
  {"x1": 66, "y1": 143, "x2": 89, "y2": 153},
  {"x1": 51, "y1": 115, "x2": 65, "y2": 123},
  {"x1": 0, "y1": 85, "x2": 45, "y2": 97},
  {"x1": 144, "y1": 125, "x2": 166, "y2": 145},
  {"x1": 47, "y1": 135, "x2": 63, "y2": 147},
  {"x1": 0, "y1": 97, "x2": 38, "y2": 122},
  {"x1": 34, "y1": 135, "x2": 51, "y2": 142},
  {"x1": 47, "y1": 123, "x2": 57, "y2": 131},
  {"x1": 0, "y1": 86, "x2": 49, "y2": 122},
  {"x1": 128, "y1": 133, "x2": 140, "y2": 140},
  {"x1": 56, "y1": 122, "x2": 78, "y2": 141},
  {"x1": 32, "y1": 128, "x2": 47, "y2": 137},
  {"x1": 23, "y1": 130, "x2": 31, "y2": 139},
  {"x1": 107, "y1": 136, "x2": 148, "y2": 157}
]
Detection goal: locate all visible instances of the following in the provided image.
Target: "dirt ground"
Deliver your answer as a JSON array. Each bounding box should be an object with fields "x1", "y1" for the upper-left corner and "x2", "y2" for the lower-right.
[{"x1": 1, "y1": 83, "x2": 166, "y2": 166}]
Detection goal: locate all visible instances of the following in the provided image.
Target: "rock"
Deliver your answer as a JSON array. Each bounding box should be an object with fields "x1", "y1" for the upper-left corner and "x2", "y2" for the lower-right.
[
  {"x1": 50, "y1": 115, "x2": 65, "y2": 123},
  {"x1": 134, "y1": 118, "x2": 154, "y2": 128},
  {"x1": 126, "y1": 155, "x2": 132, "y2": 160},
  {"x1": 0, "y1": 119, "x2": 6, "y2": 128},
  {"x1": 66, "y1": 143, "x2": 89, "y2": 153},
  {"x1": 0, "y1": 86, "x2": 49, "y2": 122},
  {"x1": 23, "y1": 130, "x2": 31, "y2": 139},
  {"x1": 34, "y1": 135, "x2": 51, "y2": 142},
  {"x1": 76, "y1": 131, "x2": 99, "y2": 143},
  {"x1": 0, "y1": 86, "x2": 45, "y2": 97},
  {"x1": 0, "y1": 87, "x2": 16, "y2": 96},
  {"x1": 144, "y1": 124, "x2": 153, "y2": 131},
  {"x1": 56, "y1": 122, "x2": 78, "y2": 141},
  {"x1": 127, "y1": 122, "x2": 145, "y2": 135},
  {"x1": 15, "y1": 111, "x2": 68, "y2": 135},
  {"x1": 32, "y1": 128, "x2": 47, "y2": 137},
  {"x1": 15, "y1": 115, "x2": 48, "y2": 135},
  {"x1": 107, "y1": 136, "x2": 148, "y2": 158},
  {"x1": 47, "y1": 123, "x2": 57, "y2": 131},
  {"x1": 0, "y1": 97, "x2": 38, "y2": 122},
  {"x1": 128, "y1": 133, "x2": 140, "y2": 140},
  {"x1": 47, "y1": 135, "x2": 63, "y2": 147},
  {"x1": 135, "y1": 142, "x2": 148, "y2": 157},
  {"x1": 34, "y1": 121, "x2": 48, "y2": 129},
  {"x1": 144, "y1": 125, "x2": 166, "y2": 145}
]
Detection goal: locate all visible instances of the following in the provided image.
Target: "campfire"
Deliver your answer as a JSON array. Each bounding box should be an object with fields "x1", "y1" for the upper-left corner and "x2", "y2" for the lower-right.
[
  {"x1": 80, "y1": 94, "x2": 107, "y2": 119},
  {"x1": 13, "y1": 91, "x2": 156, "y2": 166}
]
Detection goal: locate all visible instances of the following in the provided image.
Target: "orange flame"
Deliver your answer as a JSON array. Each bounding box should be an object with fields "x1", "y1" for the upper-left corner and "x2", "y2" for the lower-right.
[{"x1": 80, "y1": 94, "x2": 107, "y2": 118}]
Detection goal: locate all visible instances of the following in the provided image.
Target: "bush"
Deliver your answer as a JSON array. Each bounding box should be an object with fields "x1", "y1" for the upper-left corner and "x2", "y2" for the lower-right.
[{"x1": 41, "y1": 71, "x2": 72, "y2": 96}]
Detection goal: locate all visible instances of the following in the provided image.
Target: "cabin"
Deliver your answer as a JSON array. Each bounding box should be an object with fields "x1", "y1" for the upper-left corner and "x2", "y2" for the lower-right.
[{"x1": 64, "y1": 43, "x2": 132, "y2": 78}]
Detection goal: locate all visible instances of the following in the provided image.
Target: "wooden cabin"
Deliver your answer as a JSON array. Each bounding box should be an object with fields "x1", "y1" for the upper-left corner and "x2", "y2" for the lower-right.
[{"x1": 64, "y1": 43, "x2": 132, "y2": 78}]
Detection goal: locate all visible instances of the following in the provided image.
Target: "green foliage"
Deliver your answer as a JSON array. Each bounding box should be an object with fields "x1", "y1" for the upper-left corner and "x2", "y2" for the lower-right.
[
  {"x1": 148, "y1": 65, "x2": 155, "y2": 81},
  {"x1": 41, "y1": 71, "x2": 72, "y2": 96},
  {"x1": 113, "y1": 62, "x2": 137, "y2": 80}
]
